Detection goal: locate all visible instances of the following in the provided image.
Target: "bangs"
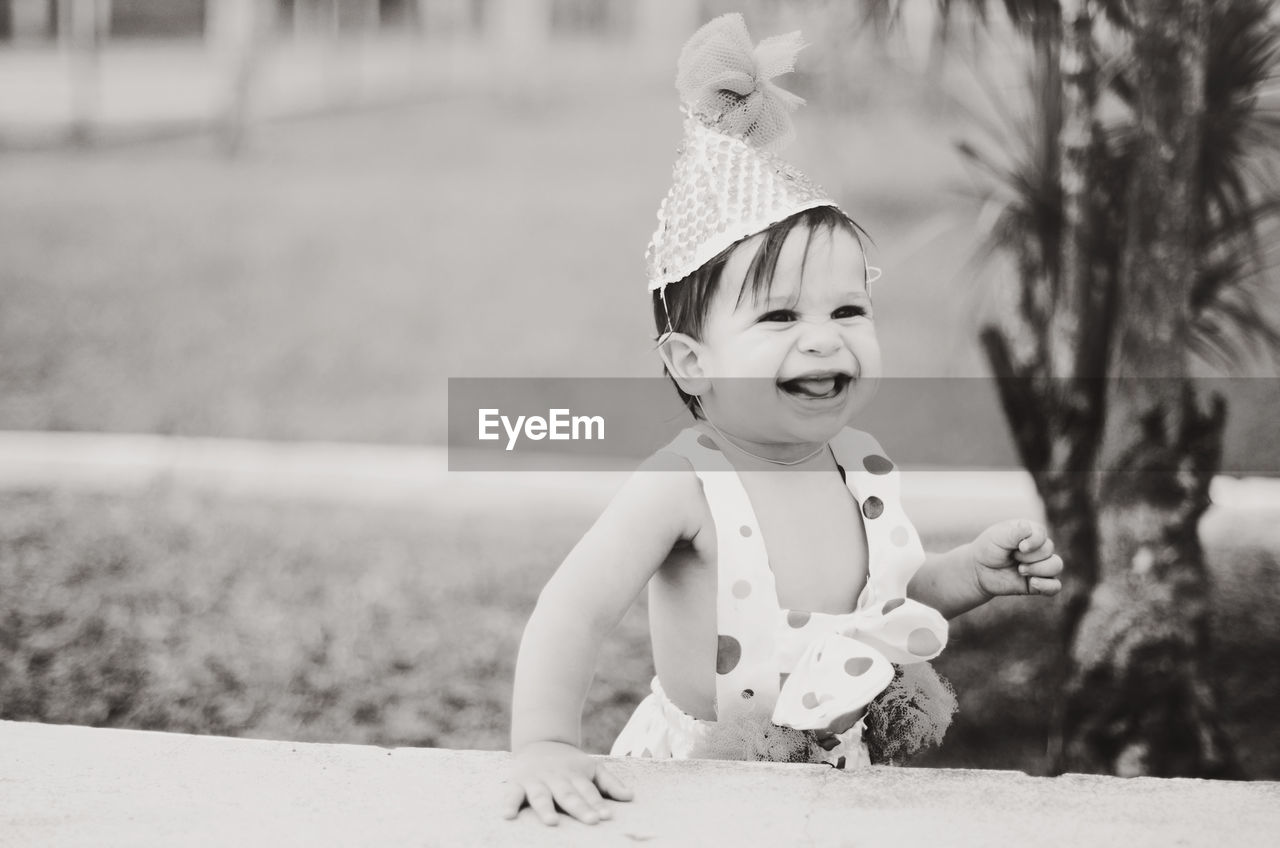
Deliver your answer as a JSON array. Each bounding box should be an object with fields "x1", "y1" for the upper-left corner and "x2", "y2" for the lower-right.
[{"x1": 736, "y1": 206, "x2": 871, "y2": 308}]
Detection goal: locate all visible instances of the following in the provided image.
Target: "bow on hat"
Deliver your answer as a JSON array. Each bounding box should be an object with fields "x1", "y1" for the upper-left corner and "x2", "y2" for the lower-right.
[
  {"x1": 772, "y1": 598, "x2": 948, "y2": 732},
  {"x1": 646, "y1": 13, "x2": 839, "y2": 291},
  {"x1": 675, "y1": 13, "x2": 807, "y2": 150}
]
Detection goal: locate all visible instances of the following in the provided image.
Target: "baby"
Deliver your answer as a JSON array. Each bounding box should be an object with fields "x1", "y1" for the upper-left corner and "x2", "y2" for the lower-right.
[{"x1": 504, "y1": 13, "x2": 1062, "y2": 827}]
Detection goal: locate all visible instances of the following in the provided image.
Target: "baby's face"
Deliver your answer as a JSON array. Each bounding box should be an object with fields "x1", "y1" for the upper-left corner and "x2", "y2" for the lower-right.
[{"x1": 695, "y1": 224, "x2": 881, "y2": 447}]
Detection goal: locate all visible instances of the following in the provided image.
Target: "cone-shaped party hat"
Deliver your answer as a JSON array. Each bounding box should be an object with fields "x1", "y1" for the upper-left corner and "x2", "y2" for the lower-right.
[{"x1": 645, "y1": 13, "x2": 840, "y2": 291}]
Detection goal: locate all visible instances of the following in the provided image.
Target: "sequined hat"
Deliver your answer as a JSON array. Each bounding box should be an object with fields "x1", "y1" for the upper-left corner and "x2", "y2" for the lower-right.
[{"x1": 645, "y1": 13, "x2": 841, "y2": 292}]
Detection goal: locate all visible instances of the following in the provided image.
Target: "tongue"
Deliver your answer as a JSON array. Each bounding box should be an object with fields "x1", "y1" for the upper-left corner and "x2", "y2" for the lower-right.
[{"x1": 790, "y1": 377, "x2": 836, "y2": 397}]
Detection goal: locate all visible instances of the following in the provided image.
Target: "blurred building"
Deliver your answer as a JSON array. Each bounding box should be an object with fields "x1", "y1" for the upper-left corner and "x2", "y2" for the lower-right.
[
  {"x1": 1, "y1": 0, "x2": 205, "y2": 39},
  {"x1": 0, "y1": 0, "x2": 711, "y2": 145},
  {"x1": 0, "y1": 0, "x2": 697, "y2": 43}
]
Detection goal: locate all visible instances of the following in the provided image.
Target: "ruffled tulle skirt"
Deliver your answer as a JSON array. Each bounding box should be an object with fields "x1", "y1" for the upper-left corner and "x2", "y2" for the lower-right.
[{"x1": 610, "y1": 677, "x2": 871, "y2": 769}]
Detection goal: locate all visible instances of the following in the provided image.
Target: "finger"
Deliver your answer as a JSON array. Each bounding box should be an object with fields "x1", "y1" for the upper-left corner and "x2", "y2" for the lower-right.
[
  {"x1": 595, "y1": 765, "x2": 635, "y2": 802},
  {"x1": 987, "y1": 564, "x2": 1036, "y2": 597},
  {"x1": 1015, "y1": 522, "x2": 1047, "y2": 554},
  {"x1": 546, "y1": 779, "x2": 600, "y2": 825},
  {"x1": 501, "y1": 784, "x2": 526, "y2": 820},
  {"x1": 1027, "y1": 576, "x2": 1062, "y2": 596},
  {"x1": 1015, "y1": 537, "x2": 1054, "y2": 563},
  {"x1": 570, "y1": 777, "x2": 612, "y2": 820},
  {"x1": 987, "y1": 519, "x2": 1029, "y2": 553},
  {"x1": 1018, "y1": 555, "x2": 1063, "y2": 579},
  {"x1": 525, "y1": 784, "x2": 560, "y2": 827}
]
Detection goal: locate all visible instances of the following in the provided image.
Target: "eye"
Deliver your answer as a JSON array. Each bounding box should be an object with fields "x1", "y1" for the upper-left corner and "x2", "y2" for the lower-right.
[
  {"x1": 758, "y1": 309, "x2": 797, "y2": 323},
  {"x1": 833, "y1": 305, "x2": 869, "y2": 320}
]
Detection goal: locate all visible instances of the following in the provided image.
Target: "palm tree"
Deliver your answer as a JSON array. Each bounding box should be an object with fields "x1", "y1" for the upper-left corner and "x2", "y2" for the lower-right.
[{"x1": 871, "y1": 0, "x2": 1278, "y2": 775}]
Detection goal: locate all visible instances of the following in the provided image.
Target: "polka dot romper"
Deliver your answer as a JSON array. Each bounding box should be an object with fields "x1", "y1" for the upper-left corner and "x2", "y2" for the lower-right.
[{"x1": 610, "y1": 426, "x2": 949, "y2": 768}]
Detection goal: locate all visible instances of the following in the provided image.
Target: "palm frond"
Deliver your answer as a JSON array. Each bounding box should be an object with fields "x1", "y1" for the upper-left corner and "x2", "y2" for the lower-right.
[
  {"x1": 1101, "y1": 0, "x2": 1280, "y2": 369},
  {"x1": 938, "y1": 0, "x2": 1062, "y2": 44},
  {"x1": 1188, "y1": 0, "x2": 1280, "y2": 369},
  {"x1": 953, "y1": 50, "x2": 1065, "y2": 289},
  {"x1": 1190, "y1": 273, "x2": 1280, "y2": 370},
  {"x1": 855, "y1": 0, "x2": 1063, "y2": 45},
  {"x1": 937, "y1": 0, "x2": 1280, "y2": 373},
  {"x1": 1200, "y1": 0, "x2": 1280, "y2": 223}
]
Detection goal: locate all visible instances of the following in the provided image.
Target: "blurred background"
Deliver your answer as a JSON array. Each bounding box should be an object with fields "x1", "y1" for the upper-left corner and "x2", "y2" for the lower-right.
[{"x1": 1, "y1": 0, "x2": 1277, "y2": 778}]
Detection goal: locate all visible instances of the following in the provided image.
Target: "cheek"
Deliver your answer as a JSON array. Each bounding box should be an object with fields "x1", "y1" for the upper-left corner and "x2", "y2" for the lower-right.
[
  {"x1": 851, "y1": 332, "x2": 882, "y2": 369},
  {"x1": 724, "y1": 336, "x2": 788, "y2": 374},
  {"x1": 845, "y1": 325, "x2": 880, "y2": 350}
]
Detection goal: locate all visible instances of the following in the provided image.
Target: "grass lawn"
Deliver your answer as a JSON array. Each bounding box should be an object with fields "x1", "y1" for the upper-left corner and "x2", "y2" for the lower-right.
[
  {"x1": 0, "y1": 66, "x2": 1003, "y2": 446},
  {"x1": 3, "y1": 488, "x2": 1277, "y2": 778}
]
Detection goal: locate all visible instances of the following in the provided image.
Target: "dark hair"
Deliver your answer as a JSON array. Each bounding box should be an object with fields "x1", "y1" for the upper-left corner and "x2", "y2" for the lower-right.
[{"x1": 653, "y1": 205, "x2": 871, "y2": 417}]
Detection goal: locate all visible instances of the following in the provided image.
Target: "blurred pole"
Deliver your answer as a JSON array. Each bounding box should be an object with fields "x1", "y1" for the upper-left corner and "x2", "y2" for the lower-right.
[
  {"x1": 58, "y1": 0, "x2": 111, "y2": 145},
  {"x1": 415, "y1": 0, "x2": 482, "y2": 89},
  {"x1": 208, "y1": 0, "x2": 275, "y2": 157},
  {"x1": 414, "y1": 0, "x2": 474, "y2": 37},
  {"x1": 488, "y1": 0, "x2": 551, "y2": 96}
]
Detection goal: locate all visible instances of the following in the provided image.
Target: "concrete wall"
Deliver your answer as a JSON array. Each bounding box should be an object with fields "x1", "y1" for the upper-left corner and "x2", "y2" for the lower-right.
[{"x1": 3, "y1": 720, "x2": 1278, "y2": 846}]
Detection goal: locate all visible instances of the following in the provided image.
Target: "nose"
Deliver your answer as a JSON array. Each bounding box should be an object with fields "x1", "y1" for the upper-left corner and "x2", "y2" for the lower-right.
[{"x1": 797, "y1": 318, "x2": 842, "y2": 356}]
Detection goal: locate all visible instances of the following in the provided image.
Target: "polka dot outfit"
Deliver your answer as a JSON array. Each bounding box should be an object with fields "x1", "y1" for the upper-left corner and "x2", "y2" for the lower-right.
[{"x1": 611, "y1": 427, "x2": 949, "y2": 767}]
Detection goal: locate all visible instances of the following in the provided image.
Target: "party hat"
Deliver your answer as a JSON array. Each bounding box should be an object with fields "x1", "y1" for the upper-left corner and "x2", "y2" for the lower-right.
[{"x1": 645, "y1": 13, "x2": 840, "y2": 292}]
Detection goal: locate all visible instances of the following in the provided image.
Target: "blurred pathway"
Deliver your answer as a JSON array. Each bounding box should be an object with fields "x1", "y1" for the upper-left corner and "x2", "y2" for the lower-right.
[
  {"x1": 0, "y1": 38, "x2": 670, "y2": 147},
  {"x1": 3, "y1": 430, "x2": 1279, "y2": 534},
  {"x1": 0, "y1": 38, "x2": 484, "y2": 146}
]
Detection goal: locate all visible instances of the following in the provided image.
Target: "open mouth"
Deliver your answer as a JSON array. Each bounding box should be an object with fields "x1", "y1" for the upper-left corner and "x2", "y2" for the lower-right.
[{"x1": 777, "y1": 372, "x2": 853, "y2": 400}]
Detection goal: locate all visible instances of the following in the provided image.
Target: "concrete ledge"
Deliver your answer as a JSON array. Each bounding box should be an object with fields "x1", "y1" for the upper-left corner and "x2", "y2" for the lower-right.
[
  {"x1": 3, "y1": 721, "x2": 1278, "y2": 847},
  {"x1": 5, "y1": 431, "x2": 1280, "y2": 533}
]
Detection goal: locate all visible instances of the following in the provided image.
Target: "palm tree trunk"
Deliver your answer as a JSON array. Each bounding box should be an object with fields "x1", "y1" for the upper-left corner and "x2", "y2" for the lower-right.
[
  {"x1": 1049, "y1": 0, "x2": 1106, "y2": 638},
  {"x1": 1057, "y1": 0, "x2": 1241, "y2": 777},
  {"x1": 977, "y1": 1, "x2": 1113, "y2": 770}
]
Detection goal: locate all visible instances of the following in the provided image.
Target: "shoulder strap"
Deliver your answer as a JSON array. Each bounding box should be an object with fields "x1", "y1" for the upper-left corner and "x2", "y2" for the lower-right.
[
  {"x1": 659, "y1": 428, "x2": 782, "y2": 721},
  {"x1": 828, "y1": 428, "x2": 925, "y2": 604}
]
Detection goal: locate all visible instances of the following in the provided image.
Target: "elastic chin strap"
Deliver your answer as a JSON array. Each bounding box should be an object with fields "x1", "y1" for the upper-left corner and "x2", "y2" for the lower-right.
[
  {"x1": 859, "y1": 230, "x2": 882, "y2": 285},
  {"x1": 656, "y1": 285, "x2": 676, "y2": 346}
]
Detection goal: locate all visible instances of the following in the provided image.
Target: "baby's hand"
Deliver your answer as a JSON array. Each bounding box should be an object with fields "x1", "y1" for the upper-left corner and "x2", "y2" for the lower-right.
[
  {"x1": 970, "y1": 519, "x2": 1063, "y2": 598},
  {"x1": 503, "y1": 740, "x2": 633, "y2": 827}
]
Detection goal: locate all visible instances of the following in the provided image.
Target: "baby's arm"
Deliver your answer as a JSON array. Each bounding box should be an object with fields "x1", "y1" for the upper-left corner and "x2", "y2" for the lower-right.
[
  {"x1": 908, "y1": 520, "x2": 1063, "y2": 619},
  {"x1": 505, "y1": 453, "x2": 700, "y2": 826}
]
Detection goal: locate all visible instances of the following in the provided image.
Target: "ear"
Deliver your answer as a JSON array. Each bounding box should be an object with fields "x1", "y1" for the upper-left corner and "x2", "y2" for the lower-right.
[{"x1": 658, "y1": 332, "x2": 712, "y2": 397}]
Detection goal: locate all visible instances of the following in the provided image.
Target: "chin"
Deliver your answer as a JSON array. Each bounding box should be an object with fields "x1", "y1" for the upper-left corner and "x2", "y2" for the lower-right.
[
  {"x1": 769, "y1": 412, "x2": 852, "y2": 447},
  {"x1": 793, "y1": 420, "x2": 851, "y2": 445}
]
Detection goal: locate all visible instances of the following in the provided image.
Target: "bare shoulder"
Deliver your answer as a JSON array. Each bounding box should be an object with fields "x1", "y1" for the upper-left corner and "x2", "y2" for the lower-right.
[
  {"x1": 606, "y1": 448, "x2": 705, "y2": 544},
  {"x1": 532, "y1": 448, "x2": 707, "y2": 637}
]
